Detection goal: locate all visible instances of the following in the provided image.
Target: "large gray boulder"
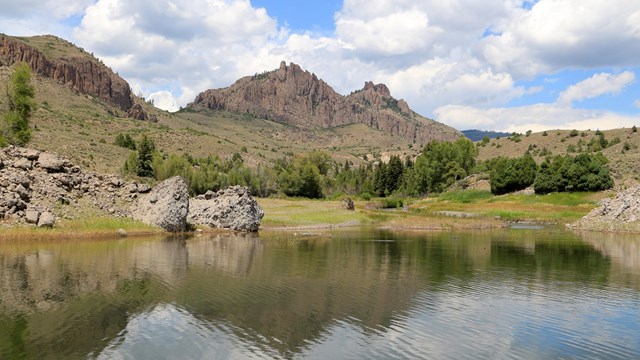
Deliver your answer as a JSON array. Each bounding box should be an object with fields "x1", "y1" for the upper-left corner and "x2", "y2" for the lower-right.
[
  {"x1": 37, "y1": 152, "x2": 70, "y2": 172},
  {"x1": 131, "y1": 176, "x2": 189, "y2": 232},
  {"x1": 188, "y1": 186, "x2": 264, "y2": 232}
]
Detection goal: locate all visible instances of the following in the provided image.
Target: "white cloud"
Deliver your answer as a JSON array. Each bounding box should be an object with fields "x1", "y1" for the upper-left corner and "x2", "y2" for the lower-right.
[
  {"x1": 148, "y1": 91, "x2": 179, "y2": 112},
  {"x1": 435, "y1": 104, "x2": 640, "y2": 133},
  {"x1": 557, "y1": 71, "x2": 635, "y2": 106},
  {"x1": 482, "y1": 0, "x2": 640, "y2": 78}
]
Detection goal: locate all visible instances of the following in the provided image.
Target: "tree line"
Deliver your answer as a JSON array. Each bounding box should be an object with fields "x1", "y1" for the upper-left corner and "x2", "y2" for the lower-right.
[{"x1": 118, "y1": 134, "x2": 613, "y2": 199}]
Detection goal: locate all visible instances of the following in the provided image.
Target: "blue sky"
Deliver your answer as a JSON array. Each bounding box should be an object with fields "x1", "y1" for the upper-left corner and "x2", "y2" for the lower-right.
[
  {"x1": 1, "y1": 0, "x2": 639, "y2": 132},
  {"x1": 251, "y1": 0, "x2": 342, "y2": 33}
]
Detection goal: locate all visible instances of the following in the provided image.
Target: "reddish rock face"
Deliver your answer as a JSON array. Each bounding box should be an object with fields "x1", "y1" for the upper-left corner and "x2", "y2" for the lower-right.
[
  {"x1": 190, "y1": 61, "x2": 461, "y2": 144},
  {"x1": 0, "y1": 34, "x2": 133, "y2": 112}
]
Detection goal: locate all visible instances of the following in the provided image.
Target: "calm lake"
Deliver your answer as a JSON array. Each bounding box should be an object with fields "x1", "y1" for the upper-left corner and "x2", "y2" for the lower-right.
[{"x1": 1, "y1": 227, "x2": 639, "y2": 359}]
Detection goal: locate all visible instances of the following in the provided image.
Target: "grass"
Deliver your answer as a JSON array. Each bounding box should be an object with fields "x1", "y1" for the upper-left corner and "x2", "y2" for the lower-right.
[
  {"x1": 416, "y1": 190, "x2": 603, "y2": 223},
  {"x1": 0, "y1": 217, "x2": 162, "y2": 240},
  {"x1": 439, "y1": 190, "x2": 494, "y2": 203},
  {"x1": 258, "y1": 198, "x2": 371, "y2": 227}
]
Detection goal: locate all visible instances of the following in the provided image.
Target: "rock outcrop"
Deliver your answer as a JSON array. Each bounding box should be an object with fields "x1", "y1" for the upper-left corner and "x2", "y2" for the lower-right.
[
  {"x1": 1, "y1": 146, "x2": 264, "y2": 233},
  {"x1": 0, "y1": 146, "x2": 149, "y2": 227},
  {"x1": 189, "y1": 61, "x2": 461, "y2": 144},
  {"x1": 188, "y1": 186, "x2": 264, "y2": 232},
  {"x1": 0, "y1": 34, "x2": 133, "y2": 112},
  {"x1": 569, "y1": 187, "x2": 640, "y2": 232},
  {"x1": 131, "y1": 176, "x2": 190, "y2": 232}
]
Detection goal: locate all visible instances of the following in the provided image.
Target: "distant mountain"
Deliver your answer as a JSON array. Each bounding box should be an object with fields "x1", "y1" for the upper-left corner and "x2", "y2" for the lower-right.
[
  {"x1": 462, "y1": 129, "x2": 512, "y2": 142},
  {"x1": 189, "y1": 61, "x2": 462, "y2": 144}
]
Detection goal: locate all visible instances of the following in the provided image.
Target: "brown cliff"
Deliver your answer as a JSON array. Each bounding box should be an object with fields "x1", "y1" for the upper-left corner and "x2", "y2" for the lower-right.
[
  {"x1": 189, "y1": 61, "x2": 461, "y2": 144},
  {"x1": 0, "y1": 34, "x2": 133, "y2": 112}
]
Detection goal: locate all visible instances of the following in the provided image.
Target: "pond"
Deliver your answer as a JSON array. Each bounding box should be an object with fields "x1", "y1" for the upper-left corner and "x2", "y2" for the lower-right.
[{"x1": 0, "y1": 227, "x2": 639, "y2": 359}]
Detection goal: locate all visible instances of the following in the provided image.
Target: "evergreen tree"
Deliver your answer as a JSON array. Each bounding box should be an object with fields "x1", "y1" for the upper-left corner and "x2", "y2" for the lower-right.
[
  {"x1": 3, "y1": 63, "x2": 35, "y2": 145},
  {"x1": 136, "y1": 135, "x2": 156, "y2": 177}
]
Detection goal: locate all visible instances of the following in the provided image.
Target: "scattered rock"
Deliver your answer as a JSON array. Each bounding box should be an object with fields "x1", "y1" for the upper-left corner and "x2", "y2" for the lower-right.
[
  {"x1": 188, "y1": 186, "x2": 264, "y2": 232},
  {"x1": 341, "y1": 197, "x2": 355, "y2": 210},
  {"x1": 37, "y1": 212, "x2": 56, "y2": 228},
  {"x1": 131, "y1": 176, "x2": 189, "y2": 232},
  {"x1": 117, "y1": 228, "x2": 128, "y2": 237},
  {"x1": 137, "y1": 184, "x2": 152, "y2": 193},
  {"x1": 569, "y1": 187, "x2": 640, "y2": 231},
  {"x1": 13, "y1": 158, "x2": 32, "y2": 170}
]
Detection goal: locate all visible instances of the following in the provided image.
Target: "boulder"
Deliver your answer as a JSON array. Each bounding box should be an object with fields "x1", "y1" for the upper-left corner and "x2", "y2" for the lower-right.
[
  {"x1": 188, "y1": 186, "x2": 264, "y2": 232},
  {"x1": 37, "y1": 211, "x2": 56, "y2": 228},
  {"x1": 25, "y1": 209, "x2": 39, "y2": 224},
  {"x1": 131, "y1": 176, "x2": 189, "y2": 232},
  {"x1": 38, "y1": 153, "x2": 69, "y2": 172},
  {"x1": 13, "y1": 158, "x2": 32, "y2": 170}
]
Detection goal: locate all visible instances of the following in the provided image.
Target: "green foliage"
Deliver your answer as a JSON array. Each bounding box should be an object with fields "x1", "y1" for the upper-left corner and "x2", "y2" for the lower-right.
[
  {"x1": 115, "y1": 133, "x2": 136, "y2": 150},
  {"x1": 438, "y1": 190, "x2": 493, "y2": 203},
  {"x1": 381, "y1": 196, "x2": 404, "y2": 209},
  {"x1": 489, "y1": 154, "x2": 538, "y2": 195},
  {"x1": 279, "y1": 162, "x2": 323, "y2": 199},
  {"x1": 534, "y1": 153, "x2": 613, "y2": 194},
  {"x1": 2, "y1": 63, "x2": 35, "y2": 145},
  {"x1": 633, "y1": 125, "x2": 637, "y2": 133},
  {"x1": 569, "y1": 129, "x2": 579, "y2": 137},
  {"x1": 404, "y1": 138, "x2": 477, "y2": 196},
  {"x1": 136, "y1": 135, "x2": 156, "y2": 177}
]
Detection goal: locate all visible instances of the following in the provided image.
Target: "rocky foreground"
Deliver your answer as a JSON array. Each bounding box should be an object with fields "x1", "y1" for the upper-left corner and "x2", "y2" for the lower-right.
[
  {"x1": 0, "y1": 146, "x2": 264, "y2": 232},
  {"x1": 569, "y1": 186, "x2": 640, "y2": 232}
]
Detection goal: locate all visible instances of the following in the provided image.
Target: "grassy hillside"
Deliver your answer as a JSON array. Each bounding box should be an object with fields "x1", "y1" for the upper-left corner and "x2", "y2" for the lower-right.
[{"x1": 477, "y1": 128, "x2": 640, "y2": 186}]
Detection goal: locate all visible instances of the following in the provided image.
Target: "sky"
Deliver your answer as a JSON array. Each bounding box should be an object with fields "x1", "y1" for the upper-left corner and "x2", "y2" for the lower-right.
[{"x1": 1, "y1": 0, "x2": 639, "y2": 132}]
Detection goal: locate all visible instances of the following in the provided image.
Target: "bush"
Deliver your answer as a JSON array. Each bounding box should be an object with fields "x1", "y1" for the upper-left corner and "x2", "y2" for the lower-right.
[
  {"x1": 115, "y1": 133, "x2": 136, "y2": 150},
  {"x1": 381, "y1": 196, "x2": 404, "y2": 209},
  {"x1": 534, "y1": 153, "x2": 613, "y2": 194},
  {"x1": 489, "y1": 154, "x2": 538, "y2": 195}
]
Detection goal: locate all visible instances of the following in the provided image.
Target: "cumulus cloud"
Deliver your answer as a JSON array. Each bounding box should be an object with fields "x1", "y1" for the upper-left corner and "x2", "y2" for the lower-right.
[
  {"x1": 435, "y1": 70, "x2": 640, "y2": 132},
  {"x1": 482, "y1": 0, "x2": 640, "y2": 78},
  {"x1": 557, "y1": 71, "x2": 635, "y2": 106},
  {"x1": 434, "y1": 104, "x2": 640, "y2": 133}
]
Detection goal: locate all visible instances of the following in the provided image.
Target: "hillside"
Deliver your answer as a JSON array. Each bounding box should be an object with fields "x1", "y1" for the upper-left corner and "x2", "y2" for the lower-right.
[
  {"x1": 189, "y1": 61, "x2": 461, "y2": 145},
  {"x1": 476, "y1": 128, "x2": 640, "y2": 187},
  {"x1": 0, "y1": 35, "x2": 455, "y2": 174}
]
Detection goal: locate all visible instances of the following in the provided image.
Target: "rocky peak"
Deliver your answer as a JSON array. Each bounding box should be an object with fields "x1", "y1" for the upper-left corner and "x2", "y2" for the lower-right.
[
  {"x1": 190, "y1": 61, "x2": 461, "y2": 144},
  {"x1": 362, "y1": 81, "x2": 391, "y2": 96}
]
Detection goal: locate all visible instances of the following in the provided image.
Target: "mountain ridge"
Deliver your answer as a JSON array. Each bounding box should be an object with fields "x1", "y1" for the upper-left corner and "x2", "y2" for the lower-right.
[{"x1": 189, "y1": 61, "x2": 461, "y2": 144}]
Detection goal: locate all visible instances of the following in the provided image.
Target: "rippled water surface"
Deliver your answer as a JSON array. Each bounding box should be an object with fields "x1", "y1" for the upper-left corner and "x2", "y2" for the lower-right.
[{"x1": 1, "y1": 228, "x2": 640, "y2": 359}]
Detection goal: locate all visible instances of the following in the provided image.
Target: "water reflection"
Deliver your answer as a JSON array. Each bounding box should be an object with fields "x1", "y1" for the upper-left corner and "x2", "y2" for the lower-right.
[{"x1": 0, "y1": 229, "x2": 638, "y2": 359}]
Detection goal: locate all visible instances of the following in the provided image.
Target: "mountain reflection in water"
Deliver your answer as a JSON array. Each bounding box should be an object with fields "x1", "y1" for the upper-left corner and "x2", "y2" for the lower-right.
[{"x1": 0, "y1": 228, "x2": 639, "y2": 359}]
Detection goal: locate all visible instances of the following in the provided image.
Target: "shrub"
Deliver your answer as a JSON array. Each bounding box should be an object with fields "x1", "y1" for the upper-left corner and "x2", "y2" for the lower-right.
[{"x1": 381, "y1": 196, "x2": 404, "y2": 209}]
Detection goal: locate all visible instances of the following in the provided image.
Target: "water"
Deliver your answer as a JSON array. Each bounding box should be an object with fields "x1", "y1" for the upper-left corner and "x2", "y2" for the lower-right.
[{"x1": 0, "y1": 228, "x2": 639, "y2": 359}]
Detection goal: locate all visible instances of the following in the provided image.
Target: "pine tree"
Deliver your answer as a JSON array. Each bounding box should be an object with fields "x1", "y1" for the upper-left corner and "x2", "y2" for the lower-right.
[
  {"x1": 3, "y1": 63, "x2": 35, "y2": 145},
  {"x1": 136, "y1": 135, "x2": 156, "y2": 177}
]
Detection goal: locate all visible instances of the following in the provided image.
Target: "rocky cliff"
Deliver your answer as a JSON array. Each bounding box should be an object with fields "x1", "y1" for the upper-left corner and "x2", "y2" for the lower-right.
[
  {"x1": 189, "y1": 61, "x2": 461, "y2": 144},
  {"x1": 0, "y1": 34, "x2": 133, "y2": 112}
]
